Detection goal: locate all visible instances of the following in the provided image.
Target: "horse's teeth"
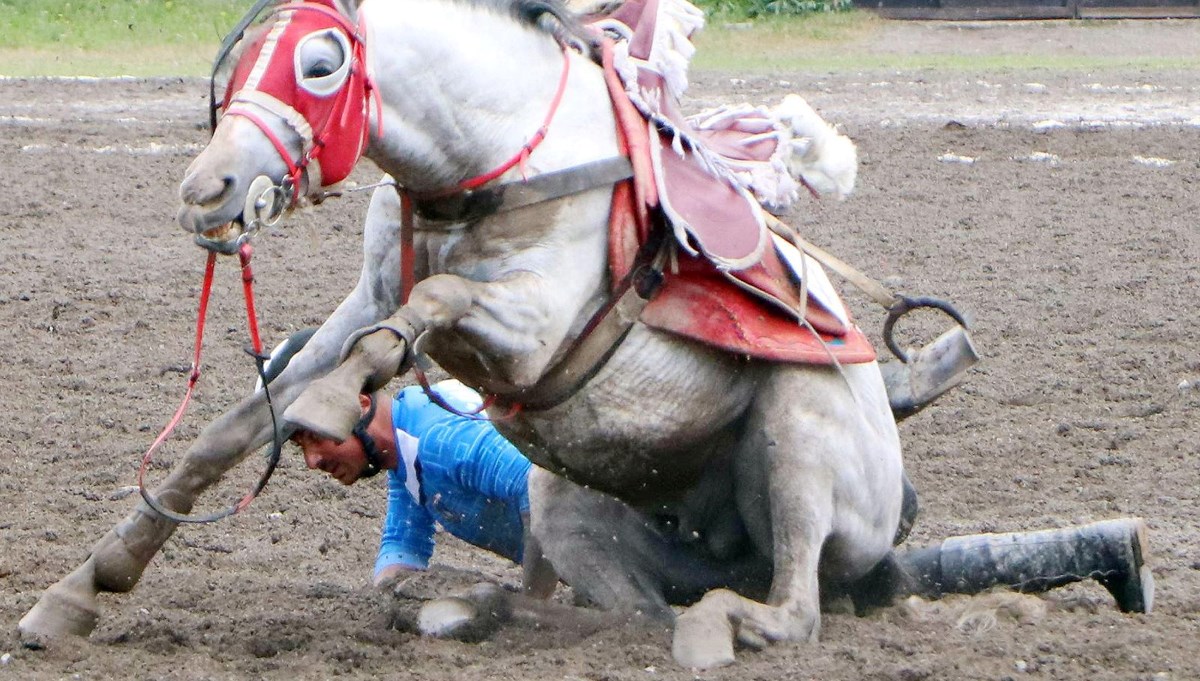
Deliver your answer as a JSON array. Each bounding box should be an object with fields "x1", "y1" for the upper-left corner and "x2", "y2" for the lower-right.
[{"x1": 202, "y1": 223, "x2": 235, "y2": 240}]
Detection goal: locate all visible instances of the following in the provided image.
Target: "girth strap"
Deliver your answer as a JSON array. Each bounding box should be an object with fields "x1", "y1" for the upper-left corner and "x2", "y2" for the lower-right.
[
  {"x1": 494, "y1": 226, "x2": 668, "y2": 412},
  {"x1": 413, "y1": 156, "x2": 634, "y2": 223}
]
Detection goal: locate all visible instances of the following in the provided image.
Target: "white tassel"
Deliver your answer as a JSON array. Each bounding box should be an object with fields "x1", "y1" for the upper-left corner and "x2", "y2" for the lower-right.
[
  {"x1": 774, "y1": 94, "x2": 858, "y2": 200},
  {"x1": 646, "y1": 0, "x2": 705, "y2": 100}
]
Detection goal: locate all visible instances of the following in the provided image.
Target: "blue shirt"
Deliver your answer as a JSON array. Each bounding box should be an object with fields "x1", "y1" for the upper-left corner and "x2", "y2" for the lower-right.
[{"x1": 375, "y1": 381, "x2": 532, "y2": 578}]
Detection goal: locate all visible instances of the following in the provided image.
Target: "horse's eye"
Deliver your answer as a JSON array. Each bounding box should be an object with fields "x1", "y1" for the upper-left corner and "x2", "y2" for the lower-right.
[
  {"x1": 295, "y1": 29, "x2": 351, "y2": 97},
  {"x1": 307, "y1": 59, "x2": 338, "y2": 79}
]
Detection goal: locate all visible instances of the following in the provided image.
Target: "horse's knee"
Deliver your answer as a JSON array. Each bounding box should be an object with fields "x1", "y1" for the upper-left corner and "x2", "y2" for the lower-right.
[{"x1": 91, "y1": 497, "x2": 184, "y2": 593}]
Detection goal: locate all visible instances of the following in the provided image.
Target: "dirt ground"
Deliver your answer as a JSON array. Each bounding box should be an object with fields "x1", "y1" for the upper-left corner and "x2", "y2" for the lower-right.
[{"x1": 2, "y1": 18, "x2": 1199, "y2": 681}]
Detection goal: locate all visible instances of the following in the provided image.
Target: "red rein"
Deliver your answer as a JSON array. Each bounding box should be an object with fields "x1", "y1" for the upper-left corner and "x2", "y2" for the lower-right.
[
  {"x1": 138, "y1": 243, "x2": 275, "y2": 522},
  {"x1": 141, "y1": 12, "x2": 573, "y2": 517}
]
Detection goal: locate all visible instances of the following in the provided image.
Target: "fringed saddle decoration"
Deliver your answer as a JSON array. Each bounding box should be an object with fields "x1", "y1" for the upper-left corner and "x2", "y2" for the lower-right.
[{"x1": 588, "y1": 0, "x2": 875, "y2": 365}]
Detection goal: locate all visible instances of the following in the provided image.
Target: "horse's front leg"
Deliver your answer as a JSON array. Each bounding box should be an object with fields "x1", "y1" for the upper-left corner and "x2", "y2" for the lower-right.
[
  {"x1": 17, "y1": 387, "x2": 276, "y2": 642},
  {"x1": 284, "y1": 273, "x2": 480, "y2": 441},
  {"x1": 18, "y1": 184, "x2": 406, "y2": 644},
  {"x1": 16, "y1": 323, "x2": 376, "y2": 644},
  {"x1": 20, "y1": 253, "x2": 401, "y2": 642}
]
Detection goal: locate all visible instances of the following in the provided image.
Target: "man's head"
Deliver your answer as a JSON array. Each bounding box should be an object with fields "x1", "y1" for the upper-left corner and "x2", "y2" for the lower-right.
[
  {"x1": 261, "y1": 329, "x2": 391, "y2": 485},
  {"x1": 291, "y1": 392, "x2": 388, "y2": 485}
]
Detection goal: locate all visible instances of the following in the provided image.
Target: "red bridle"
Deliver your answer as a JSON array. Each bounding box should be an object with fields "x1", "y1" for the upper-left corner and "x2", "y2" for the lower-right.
[
  {"x1": 398, "y1": 40, "x2": 574, "y2": 302},
  {"x1": 157, "y1": 13, "x2": 575, "y2": 512},
  {"x1": 396, "y1": 42, "x2": 573, "y2": 422},
  {"x1": 219, "y1": 0, "x2": 380, "y2": 203}
]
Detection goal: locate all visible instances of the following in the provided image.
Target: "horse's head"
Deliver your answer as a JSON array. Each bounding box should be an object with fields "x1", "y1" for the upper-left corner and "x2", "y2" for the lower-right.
[{"x1": 178, "y1": 0, "x2": 374, "y2": 246}]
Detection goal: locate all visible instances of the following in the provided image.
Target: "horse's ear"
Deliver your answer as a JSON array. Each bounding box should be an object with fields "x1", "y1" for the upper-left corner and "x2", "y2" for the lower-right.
[{"x1": 334, "y1": 0, "x2": 363, "y2": 19}]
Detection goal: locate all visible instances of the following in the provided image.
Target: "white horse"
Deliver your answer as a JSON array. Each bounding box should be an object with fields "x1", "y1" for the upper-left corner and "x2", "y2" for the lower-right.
[
  {"x1": 273, "y1": 2, "x2": 904, "y2": 667},
  {"x1": 19, "y1": 0, "x2": 1150, "y2": 669}
]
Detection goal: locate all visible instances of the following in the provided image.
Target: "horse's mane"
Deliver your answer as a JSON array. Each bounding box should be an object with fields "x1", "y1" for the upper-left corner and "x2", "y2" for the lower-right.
[
  {"x1": 219, "y1": 0, "x2": 596, "y2": 74},
  {"x1": 452, "y1": 0, "x2": 596, "y2": 56}
]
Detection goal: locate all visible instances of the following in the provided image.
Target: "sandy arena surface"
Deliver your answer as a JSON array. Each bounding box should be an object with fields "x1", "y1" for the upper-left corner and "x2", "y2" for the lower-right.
[{"x1": 1, "y1": 18, "x2": 1198, "y2": 681}]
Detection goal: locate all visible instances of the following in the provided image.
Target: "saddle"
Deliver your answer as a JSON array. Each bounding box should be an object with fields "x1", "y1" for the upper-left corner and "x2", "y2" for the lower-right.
[{"x1": 590, "y1": 0, "x2": 875, "y2": 365}]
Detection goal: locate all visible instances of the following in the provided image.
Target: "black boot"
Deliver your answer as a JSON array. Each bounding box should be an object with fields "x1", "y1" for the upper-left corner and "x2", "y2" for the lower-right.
[
  {"x1": 893, "y1": 471, "x2": 919, "y2": 546},
  {"x1": 896, "y1": 518, "x2": 1153, "y2": 613}
]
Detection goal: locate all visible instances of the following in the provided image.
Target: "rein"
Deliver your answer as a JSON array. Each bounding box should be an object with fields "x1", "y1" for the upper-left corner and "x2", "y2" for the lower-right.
[
  {"x1": 391, "y1": 41, "x2": 581, "y2": 419},
  {"x1": 761, "y1": 212, "x2": 969, "y2": 363},
  {"x1": 138, "y1": 227, "x2": 285, "y2": 524}
]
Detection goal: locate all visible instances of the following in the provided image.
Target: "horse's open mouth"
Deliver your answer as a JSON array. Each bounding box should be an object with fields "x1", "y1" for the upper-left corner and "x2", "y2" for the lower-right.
[
  {"x1": 201, "y1": 221, "x2": 240, "y2": 242},
  {"x1": 194, "y1": 218, "x2": 247, "y2": 254}
]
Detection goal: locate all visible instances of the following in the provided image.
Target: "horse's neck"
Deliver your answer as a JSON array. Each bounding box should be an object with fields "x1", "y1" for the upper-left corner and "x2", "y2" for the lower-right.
[{"x1": 361, "y1": 0, "x2": 617, "y2": 192}]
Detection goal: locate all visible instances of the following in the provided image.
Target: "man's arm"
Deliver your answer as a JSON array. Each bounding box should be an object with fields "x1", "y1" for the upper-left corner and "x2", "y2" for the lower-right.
[
  {"x1": 375, "y1": 468, "x2": 437, "y2": 588},
  {"x1": 446, "y1": 421, "x2": 533, "y2": 503},
  {"x1": 436, "y1": 418, "x2": 559, "y2": 595}
]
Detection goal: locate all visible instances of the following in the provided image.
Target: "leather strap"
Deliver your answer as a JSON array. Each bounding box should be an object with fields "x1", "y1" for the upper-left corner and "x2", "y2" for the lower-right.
[
  {"x1": 762, "y1": 212, "x2": 900, "y2": 310},
  {"x1": 339, "y1": 315, "x2": 421, "y2": 364},
  {"x1": 498, "y1": 228, "x2": 668, "y2": 412},
  {"x1": 210, "y1": 0, "x2": 277, "y2": 132},
  {"x1": 350, "y1": 392, "x2": 384, "y2": 478},
  {"x1": 413, "y1": 156, "x2": 634, "y2": 223}
]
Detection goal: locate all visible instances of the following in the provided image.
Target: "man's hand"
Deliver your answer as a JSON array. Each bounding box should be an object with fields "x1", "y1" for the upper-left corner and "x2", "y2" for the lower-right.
[{"x1": 374, "y1": 563, "x2": 421, "y2": 590}]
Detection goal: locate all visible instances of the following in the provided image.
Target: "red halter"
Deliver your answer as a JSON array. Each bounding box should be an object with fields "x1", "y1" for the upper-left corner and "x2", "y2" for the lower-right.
[
  {"x1": 397, "y1": 41, "x2": 573, "y2": 421},
  {"x1": 220, "y1": 0, "x2": 379, "y2": 200},
  {"x1": 399, "y1": 41, "x2": 574, "y2": 300}
]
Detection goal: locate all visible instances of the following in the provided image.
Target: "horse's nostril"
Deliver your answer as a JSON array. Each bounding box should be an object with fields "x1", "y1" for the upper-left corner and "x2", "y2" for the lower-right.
[
  {"x1": 214, "y1": 175, "x2": 239, "y2": 206},
  {"x1": 181, "y1": 172, "x2": 237, "y2": 207}
]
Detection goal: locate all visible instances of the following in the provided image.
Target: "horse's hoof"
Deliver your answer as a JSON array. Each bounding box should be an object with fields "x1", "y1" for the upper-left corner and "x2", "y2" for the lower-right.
[
  {"x1": 672, "y1": 608, "x2": 736, "y2": 670},
  {"x1": 418, "y1": 597, "x2": 479, "y2": 638},
  {"x1": 17, "y1": 585, "x2": 100, "y2": 644},
  {"x1": 283, "y1": 374, "x2": 364, "y2": 442}
]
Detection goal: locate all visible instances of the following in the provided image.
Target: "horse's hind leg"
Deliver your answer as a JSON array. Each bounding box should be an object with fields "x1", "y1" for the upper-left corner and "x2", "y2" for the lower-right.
[
  {"x1": 416, "y1": 469, "x2": 676, "y2": 643},
  {"x1": 17, "y1": 393, "x2": 278, "y2": 642},
  {"x1": 525, "y1": 468, "x2": 677, "y2": 621},
  {"x1": 672, "y1": 364, "x2": 903, "y2": 669},
  {"x1": 532, "y1": 467, "x2": 777, "y2": 618}
]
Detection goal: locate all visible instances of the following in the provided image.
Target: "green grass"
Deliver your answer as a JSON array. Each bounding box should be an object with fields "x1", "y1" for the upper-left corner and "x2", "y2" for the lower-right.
[
  {"x1": 692, "y1": 11, "x2": 882, "y2": 72},
  {"x1": 692, "y1": 11, "x2": 1200, "y2": 72},
  {"x1": 0, "y1": 2, "x2": 1197, "y2": 77},
  {"x1": 0, "y1": 0, "x2": 245, "y2": 76}
]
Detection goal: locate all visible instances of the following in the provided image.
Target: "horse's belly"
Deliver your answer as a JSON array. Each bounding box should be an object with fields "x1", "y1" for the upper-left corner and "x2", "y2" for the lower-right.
[{"x1": 493, "y1": 325, "x2": 762, "y2": 499}]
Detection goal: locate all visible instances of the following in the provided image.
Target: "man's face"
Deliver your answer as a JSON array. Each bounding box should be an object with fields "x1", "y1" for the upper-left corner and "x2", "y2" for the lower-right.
[{"x1": 293, "y1": 430, "x2": 368, "y2": 485}]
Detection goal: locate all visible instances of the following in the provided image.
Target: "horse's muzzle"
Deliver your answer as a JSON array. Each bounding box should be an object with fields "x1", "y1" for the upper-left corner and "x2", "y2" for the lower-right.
[{"x1": 177, "y1": 201, "x2": 240, "y2": 236}]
